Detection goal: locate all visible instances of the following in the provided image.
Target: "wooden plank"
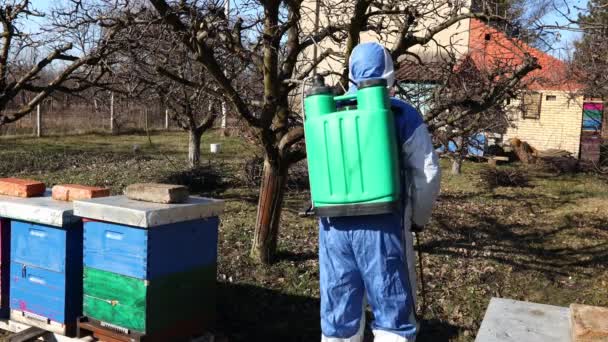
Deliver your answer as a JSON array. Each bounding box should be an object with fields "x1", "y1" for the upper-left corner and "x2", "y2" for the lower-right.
[
  {"x1": 10, "y1": 310, "x2": 74, "y2": 336},
  {"x1": 9, "y1": 221, "x2": 82, "y2": 326},
  {"x1": 9, "y1": 262, "x2": 68, "y2": 323},
  {"x1": 11, "y1": 221, "x2": 67, "y2": 273},
  {"x1": 78, "y1": 316, "x2": 209, "y2": 342},
  {"x1": 83, "y1": 221, "x2": 148, "y2": 279},
  {"x1": 475, "y1": 298, "x2": 570, "y2": 342},
  {"x1": 491, "y1": 156, "x2": 509, "y2": 161},
  {"x1": 84, "y1": 218, "x2": 219, "y2": 280},
  {"x1": 0, "y1": 319, "x2": 93, "y2": 341},
  {"x1": 83, "y1": 265, "x2": 216, "y2": 335},
  {"x1": 7, "y1": 326, "x2": 50, "y2": 342},
  {"x1": 83, "y1": 267, "x2": 147, "y2": 332},
  {"x1": 0, "y1": 318, "x2": 92, "y2": 341}
]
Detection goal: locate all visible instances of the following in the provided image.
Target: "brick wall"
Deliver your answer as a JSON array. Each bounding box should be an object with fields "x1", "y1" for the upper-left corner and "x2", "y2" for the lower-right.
[{"x1": 504, "y1": 91, "x2": 583, "y2": 157}]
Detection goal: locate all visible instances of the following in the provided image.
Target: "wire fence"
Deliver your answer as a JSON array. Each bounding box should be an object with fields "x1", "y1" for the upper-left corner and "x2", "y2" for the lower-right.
[{"x1": 0, "y1": 99, "x2": 231, "y2": 137}]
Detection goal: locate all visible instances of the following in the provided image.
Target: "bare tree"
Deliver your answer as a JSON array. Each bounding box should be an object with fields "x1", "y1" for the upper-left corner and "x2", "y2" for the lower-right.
[
  {"x1": 0, "y1": 0, "x2": 133, "y2": 126},
  {"x1": 572, "y1": 0, "x2": 608, "y2": 96},
  {"x1": 142, "y1": 0, "x2": 544, "y2": 263},
  {"x1": 398, "y1": 50, "x2": 540, "y2": 174},
  {"x1": 109, "y1": 12, "x2": 233, "y2": 167}
]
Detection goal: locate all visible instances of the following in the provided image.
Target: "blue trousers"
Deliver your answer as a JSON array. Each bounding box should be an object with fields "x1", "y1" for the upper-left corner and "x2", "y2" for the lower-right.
[{"x1": 319, "y1": 213, "x2": 417, "y2": 340}]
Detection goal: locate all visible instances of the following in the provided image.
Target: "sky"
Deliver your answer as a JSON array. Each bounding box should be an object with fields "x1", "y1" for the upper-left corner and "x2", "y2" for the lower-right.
[
  {"x1": 27, "y1": 0, "x2": 588, "y2": 59},
  {"x1": 538, "y1": 0, "x2": 588, "y2": 59}
]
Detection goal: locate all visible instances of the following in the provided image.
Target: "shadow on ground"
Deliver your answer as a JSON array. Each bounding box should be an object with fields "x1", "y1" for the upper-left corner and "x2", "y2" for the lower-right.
[
  {"x1": 215, "y1": 282, "x2": 461, "y2": 341},
  {"x1": 425, "y1": 190, "x2": 608, "y2": 279}
]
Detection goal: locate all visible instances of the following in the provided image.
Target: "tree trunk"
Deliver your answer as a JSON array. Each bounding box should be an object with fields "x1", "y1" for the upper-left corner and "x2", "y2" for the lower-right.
[
  {"x1": 451, "y1": 156, "x2": 463, "y2": 175},
  {"x1": 250, "y1": 157, "x2": 288, "y2": 264},
  {"x1": 188, "y1": 129, "x2": 202, "y2": 167}
]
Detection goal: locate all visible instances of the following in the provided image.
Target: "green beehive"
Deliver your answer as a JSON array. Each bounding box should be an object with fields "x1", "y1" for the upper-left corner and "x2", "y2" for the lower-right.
[{"x1": 304, "y1": 76, "x2": 400, "y2": 217}]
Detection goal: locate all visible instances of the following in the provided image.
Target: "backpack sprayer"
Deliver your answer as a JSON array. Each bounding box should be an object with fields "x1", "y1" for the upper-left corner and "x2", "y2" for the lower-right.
[
  {"x1": 300, "y1": 74, "x2": 429, "y2": 323},
  {"x1": 302, "y1": 75, "x2": 401, "y2": 217}
]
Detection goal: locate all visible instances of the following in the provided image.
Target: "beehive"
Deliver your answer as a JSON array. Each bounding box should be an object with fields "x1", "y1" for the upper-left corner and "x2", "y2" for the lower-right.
[
  {"x1": 74, "y1": 195, "x2": 224, "y2": 337},
  {"x1": 0, "y1": 193, "x2": 83, "y2": 336}
]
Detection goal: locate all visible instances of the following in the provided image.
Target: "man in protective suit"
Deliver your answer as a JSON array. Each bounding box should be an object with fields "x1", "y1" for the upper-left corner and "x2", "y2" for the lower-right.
[{"x1": 319, "y1": 42, "x2": 442, "y2": 342}]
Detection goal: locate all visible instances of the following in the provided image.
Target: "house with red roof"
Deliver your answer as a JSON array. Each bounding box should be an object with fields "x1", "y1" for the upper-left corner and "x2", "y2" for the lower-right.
[
  {"x1": 302, "y1": 2, "x2": 602, "y2": 161},
  {"x1": 398, "y1": 19, "x2": 600, "y2": 160},
  {"x1": 469, "y1": 19, "x2": 589, "y2": 159}
]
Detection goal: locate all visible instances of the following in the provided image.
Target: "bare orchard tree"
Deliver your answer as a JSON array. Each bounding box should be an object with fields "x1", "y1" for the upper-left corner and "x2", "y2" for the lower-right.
[
  {"x1": 144, "y1": 0, "x2": 540, "y2": 263},
  {"x1": 571, "y1": 0, "x2": 608, "y2": 97},
  {"x1": 112, "y1": 14, "x2": 234, "y2": 167},
  {"x1": 398, "y1": 51, "x2": 539, "y2": 174},
  {"x1": 0, "y1": 0, "x2": 134, "y2": 126},
  {"x1": 394, "y1": 0, "x2": 550, "y2": 175}
]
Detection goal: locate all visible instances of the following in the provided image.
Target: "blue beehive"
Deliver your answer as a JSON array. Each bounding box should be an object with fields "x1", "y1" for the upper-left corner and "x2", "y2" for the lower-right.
[
  {"x1": 0, "y1": 218, "x2": 9, "y2": 318},
  {"x1": 73, "y1": 195, "x2": 224, "y2": 337},
  {"x1": 0, "y1": 193, "x2": 82, "y2": 336}
]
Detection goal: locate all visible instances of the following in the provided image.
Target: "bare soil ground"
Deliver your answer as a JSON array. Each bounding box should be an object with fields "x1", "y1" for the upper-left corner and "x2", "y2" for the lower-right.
[{"x1": 0, "y1": 130, "x2": 606, "y2": 341}]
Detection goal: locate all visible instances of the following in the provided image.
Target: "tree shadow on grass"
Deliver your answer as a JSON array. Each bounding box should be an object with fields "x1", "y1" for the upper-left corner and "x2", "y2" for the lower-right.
[
  {"x1": 274, "y1": 250, "x2": 317, "y2": 263},
  {"x1": 424, "y1": 191, "x2": 608, "y2": 279},
  {"x1": 161, "y1": 165, "x2": 230, "y2": 195},
  {"x1": 216, "y1": 282, "x2": 462, "y2": 341}
]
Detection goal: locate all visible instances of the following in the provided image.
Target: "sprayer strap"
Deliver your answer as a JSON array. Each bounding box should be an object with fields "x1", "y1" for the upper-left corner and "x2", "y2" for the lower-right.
[{"x1": 314, "y1": 201, "x2": 398, "y2": 217}]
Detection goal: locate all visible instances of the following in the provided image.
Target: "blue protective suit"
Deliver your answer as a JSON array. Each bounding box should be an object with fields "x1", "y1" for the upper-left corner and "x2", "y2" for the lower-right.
[{"x1": 319, "y1": 43, "x2": 441, "y2": 342}]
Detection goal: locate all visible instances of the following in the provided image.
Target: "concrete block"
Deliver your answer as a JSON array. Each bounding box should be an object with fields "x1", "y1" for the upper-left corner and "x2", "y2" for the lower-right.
[
  {"x1": 475, "y1": 297, "x2": 570, "y2": 342},
  {"x1": 0, "y1": 192, "x2": 78, "y2": 227},
  {"x1": 51, "y1": 184, "x2": 110, "y2": 202},
  {"x1": 0, "y1": 178, "x2": 45, "y2": 198},
  {"x1": 124, "y1": 183, "x2": 189, "y2": 204},
  {"x1": 571, "y1": 304, "x2": 608, "y2": 342}
]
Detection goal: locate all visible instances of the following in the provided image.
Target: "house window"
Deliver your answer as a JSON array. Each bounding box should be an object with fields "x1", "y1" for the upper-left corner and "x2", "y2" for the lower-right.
[
  {"x1": 545, "y1": 95, "x2": 557, "y2": 101},
  {"x1": 522, "y1": 92, "x2": 542, "y2": 119}
]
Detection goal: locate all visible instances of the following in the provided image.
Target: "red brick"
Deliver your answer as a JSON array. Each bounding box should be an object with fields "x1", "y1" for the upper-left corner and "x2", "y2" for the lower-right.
[
  {"x1": 52, "y1": 184, "x2": 110, "y2": 202},
  {"x1": 0, "y1": 178, "x2": 46, "y2": 198},
  {"x1": 571, "y1": 304, "x2": 608, "y2": 342}
]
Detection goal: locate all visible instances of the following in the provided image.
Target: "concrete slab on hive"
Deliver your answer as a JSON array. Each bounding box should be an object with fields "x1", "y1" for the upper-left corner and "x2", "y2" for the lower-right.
[
  {"x1": 0, "y1": 192, "x2": 78, "y2": 227},
  {"x1": 571, "y1": 304, "x2": 608, "y2": 342},
  {"x1": 74, "y1": 195, "x2": 225, "y2": 228},
  {"x1": 475, "y1": 297, "x2": 570, "y2": 342},
  {"x1": 124, "y1": 183, "x2": 189, "y2": 204}
]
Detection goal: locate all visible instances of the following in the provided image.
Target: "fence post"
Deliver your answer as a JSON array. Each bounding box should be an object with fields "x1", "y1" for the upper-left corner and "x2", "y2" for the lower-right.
[
  {"x1": 144, "y1": 108, "x2": 148, "y2": 131},
  {"x1": 165, "y1": 108, "x2": 169, "y2": 130},
  {"x1": 221, "y1": 102, "x2": 227, "y2": 129},
  {"x1": 110, "y1": 92, "x2": 115, "y2": 134},
  {"x1": 221, "y1": 0, "x2": 230, "y2": 134},
  {"x1": 36, "y1": 104, "x2": 41, "y2": 137}
]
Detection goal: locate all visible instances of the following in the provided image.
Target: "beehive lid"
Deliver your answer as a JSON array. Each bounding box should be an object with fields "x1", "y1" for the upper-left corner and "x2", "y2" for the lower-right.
[
  {"x1": 0, "y1": 191, "x2": 78, "y2": 227},
  {"x1": 74, "y1": 195, "x2": 225, "y2": 228}
]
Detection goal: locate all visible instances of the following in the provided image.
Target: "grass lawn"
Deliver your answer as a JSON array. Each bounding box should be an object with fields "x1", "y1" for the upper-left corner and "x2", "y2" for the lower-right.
[{"x1": 1, "y1": 130, "x2": 607, "y2": 341}]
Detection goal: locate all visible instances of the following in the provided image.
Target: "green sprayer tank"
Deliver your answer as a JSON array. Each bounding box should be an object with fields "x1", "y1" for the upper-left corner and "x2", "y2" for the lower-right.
[{"x1": 304, "y1": 76, "x2": 400, "y2": 217}]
